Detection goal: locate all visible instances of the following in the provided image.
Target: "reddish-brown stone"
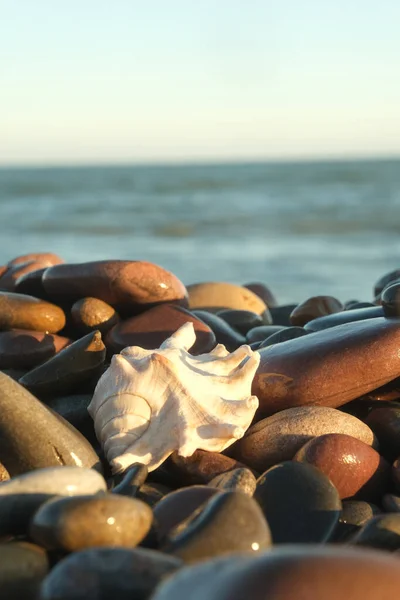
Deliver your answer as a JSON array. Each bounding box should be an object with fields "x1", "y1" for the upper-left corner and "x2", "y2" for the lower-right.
[
  {"x1": 168, "y1": 450, "x2": 251, "y2": 485},
  {"x1": 0, "y1": 330, "x2": 70, "y2": 369},
  {"x1": 0, "y1": 292, "x2": 65, "y2": 333},
  {"x1": 42, "y1": 260, "x2": 188, "y2": 315},
  {"x1": 14, "y1": 268, "x2": 49, "y2": 299},
  {"x1": 7, "y1": 253, "x2": 63, "y2": 267},
  {"x1": 290, "y1": 296, "x2": 343, "y2": 326},
  {"x1": 71, "y1": 297, "x2": 120, "y2": 335},
  {"x1": 105, "y1": 304, "x2": 216, "y2": 355},
  {"x1": 253, "y1": 317, "x2": 400, "y2": 416},
  {"x1": 293, "y1": 433, "x2": 390, "y2": 501},
  {"x1": 187, "y1": 282, "x2": 267, "y2": 315},
  {"x1": 244, "y1": 282, "x2": 278, "y2": 307}
]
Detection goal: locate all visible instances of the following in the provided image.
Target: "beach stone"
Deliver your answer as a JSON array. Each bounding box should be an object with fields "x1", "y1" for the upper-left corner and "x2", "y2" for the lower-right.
[
  {"x1": 0, "y1": 261, "x2": 54, "y2": 293},
  {"x1": 187, "y1": 282, "x2": 267, "y2": 315},
  {"x1": 258, "y1": 325, "x2": 307, "y2": 348},
  {"x1": 246, "y1": 325, "x2": 285, "y2": 344},
  {"x1": 290, "y1": 295, "x2": 343, "y2": 326},
  {"x1": 346, "y1": 301, "x2": 376, "y2": 310},
  {"x1": 162, "y1": 491, "x2": 271, "y2": 564},
  {"x1": 0, "y1": 462, "x2": 9, "y2": 481},
  {"x1": 304, "y1": 306, "x2": 383, "y2": 332},
  {"x1": 374, "y1": 268, "x2": 400, "y2": 297},
  {"x1": 217, "y1": 309, "x2": 272, "y2": 334},
  {"x1": 0, "y1": 329, "x2": 70, "y2": 369},
  {"x1": 365, "y1": 407, "x2": 400, "y2": 461},
  {"x1": 14, "y1": 267, "x2": 50, "y2": 299},
  {"x1": 42, "y1": 260, "x2": 188, "y2": 316},
  {"x1": 106, "y1": 304, "x2": 216, "y2": 355},
  {"x1": 332, "y1": 500, "x2": 381, "y2": 542},
  {"x1": 208, "y1": 467, "x2": 257, "y2": 496},
  {"x1": 381, "y1": 282, "x2": 400, "y2": 317},
  {"x1": 253, "y1": 317, "x2": 400, "y2": 415},
  {"x1": 349, "y1": 514, "x2": 400, "y2": 551},
  {"x1": 40, "y1": 394, "x2": 97, "y2": 448},
  {"x1": 234, "y1": 406, "x2": 376, "y2": 472},
  {"x1": 192, "y1": 310, "x2": 245, "y2": 350},
  {"x1": 254, "y1": 461, "x2": 341, "y2": 543},
  {"x1": 30, "y1": 493, "x2": 153, "y2": 551},
  {"x1": 0, "y1": 292, "x2": 65, "y2": 333},
  {"x1": 39, "y1": 547, "x2": 183, "y2": 600},
  {"x1": 8, "y1": 252, "x2": 63, "y2": 267},
  {"x1": 137, "y1": 483, "x2": 172, "y2": 508},
  {"x1": 244, "y1": 282, "x2": 278, "y2": 307},
  {"x1": 269, "y1": 304, "x2": 298, "y2": 326},
  {"x1": 361, "y1": 379, "x2": 400, "y2": 402},
  {"x1": 382, "y1": 494, "x2": 400, "y2": 512},
  {"x1": 150, "y1": 546, "x2": 400, "y2": 600},
  {"x1": 112, "y1": 463, "x2": 148, "y2": 496},
  {"x1": 293, "y1": 433, "x2": 390, "y2": 501},
  {"x1": 167, "y1": 450, "x2": 248, "y2": 485},
  {"x1": 154, "y1": 486, "x2": 221, "y2": 541},
  {"x1": 0, "y1": 541, "x2": 49, "y2": 600},
  {"x1": 0, "y1": 372, "x2": 101, "y2": 475},
  {"x1": 19, "y1": 331, "x2": 106, "y2": 397},
  {"x1": 0, "y1": 466, "x2": 106, "y2": 535},
  {"x1": 71, "y1": 297, "x2": 120, "y2": 335}
]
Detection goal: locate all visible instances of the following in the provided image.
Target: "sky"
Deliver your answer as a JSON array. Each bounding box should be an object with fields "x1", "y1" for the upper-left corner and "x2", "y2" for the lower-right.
[{"x1": 1, "y1": 0, "x2": 400, "y2": 166}]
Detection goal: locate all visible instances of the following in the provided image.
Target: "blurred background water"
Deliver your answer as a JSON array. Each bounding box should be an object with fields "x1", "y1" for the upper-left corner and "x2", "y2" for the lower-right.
[{"x1": 0, "y1": 158, "x2": 399, "y2": 305}]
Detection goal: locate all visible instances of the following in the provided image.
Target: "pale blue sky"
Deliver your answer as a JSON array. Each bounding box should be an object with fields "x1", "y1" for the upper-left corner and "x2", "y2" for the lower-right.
[{"x1": 1, "y1": 0, "x2": 399, "y2": 165}]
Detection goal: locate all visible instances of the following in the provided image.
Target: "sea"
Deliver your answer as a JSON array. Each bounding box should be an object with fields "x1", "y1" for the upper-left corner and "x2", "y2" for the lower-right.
[{"x1": 0, "y1": 158, "x2": 399, "y2": 305}]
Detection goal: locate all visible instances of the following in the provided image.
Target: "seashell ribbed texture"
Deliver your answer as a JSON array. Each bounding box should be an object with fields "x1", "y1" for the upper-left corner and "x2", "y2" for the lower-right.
[{"x1": 88, "y1": 322, "x2": 260, "y2": 473}]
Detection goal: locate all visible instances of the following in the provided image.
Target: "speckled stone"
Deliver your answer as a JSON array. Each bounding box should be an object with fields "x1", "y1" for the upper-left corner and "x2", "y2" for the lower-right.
[
  {"x1": 268, "y1": 304, "x2": 298, "y2": 326},
  {"x1": 39, "y1": 547, "x2": 183, "y2": 600},
  {"x1": 30, "y1": 494, "x2": 153, "y2": 551},
  {"x1": 167, "y1": 450, "x2": 249, "y2": 485},
  {"x1": 191, "y1": 310, "x2": 246, "y2": 351},
  {"x1": 246, "y1": 325, "x2": 285, "y2": 344},
  {"x1": 332, "y1": 500, "x2": 381, "y2": 542},
  {"x1": 244, "y1": 282, "x2": 278, "y2": 307},
  {"x1": 150, "y1": 546, "x2": 400, "y2": 600},
  {"x1": 154, "y1": 486, "x2": 221, "y2": 541},
  {"x1": 106, "y1": 304, "x2": 216, "y2": 355},
  {"x1": 19, "y1": 331, "x2": 106, "y2": 396},
  {"x1": 349, "y1": 514, "x2": 400, "y2": 551},
  {"x1": 217, "y1": 309, "x2": 272, "y2": 334},
  {"x1": 374, "y1": 268, "x2": 400, "y2": 297},
  {"x1": 258, "y1": 326, "x2": 307, "y2": 348},
  {"x1": 254, "y1": 461, "x2": 341, "y2": 543},
  {"x1": 162, "y1": 491, "x2": 271, "y2": 564},
  {"x1": 71, "y1": 297, "x2": 120, "y2": 335},
  {"x1": 187, "y1": 282, "x2": 267, "y2": 315},
  {"x1": 0, "y1": 372, "x2": 101, "y2": 475},
  {"x1": 208, "y1": 468, "x2": 257, "y2": 496},
  {"x1": 112, "y1": 463, "x2": 148, "y2": 496},
  {"x1": 0, "y1": 541, "x2": 49, "y2": 600},
  {"x1": 0, "y1": 330, "x2": 70, "y2": 369},
  {"x1": 365, "y1": 407, "x2": 400, "y2": 461},
  {"x1": 290, "y1": 295, "x2": 343, "y2": 326},
  {"x1": 304, "y1": 306, "x2": 383, "y2": 332},
  {"x1": 0, "y1": 292, "x2": 65, "y2": 333},
  {"x1": 42, "y1": 260, "x2": 188, "y2": 316},
  {"x1": 253, "y1": 317, "x2": 400, "y2": 415},
  {"x1": 234, "y1": 406, "x2": 376, "y2": 472},
  {"x1": 293, "y1": 433, "x2": 390, "y2": 501}
]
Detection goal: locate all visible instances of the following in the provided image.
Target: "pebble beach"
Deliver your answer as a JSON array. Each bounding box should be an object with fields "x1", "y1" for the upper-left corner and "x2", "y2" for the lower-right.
[{"x1": 1, "y1": 252, "x2": 400, "y2": 598}]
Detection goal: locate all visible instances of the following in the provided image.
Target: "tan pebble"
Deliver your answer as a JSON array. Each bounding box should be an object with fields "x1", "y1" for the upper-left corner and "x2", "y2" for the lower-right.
[
  {"x1": 71, "y1": 297, "x2": 119, "y2": 334},
  {"x1": 187, "y1": 282, "x2": 267, "y2": 315},
  {"x1": 290, "y1": 295, "x2": 343, "y2": 326},
  {"x1": 0, "y1": 292, "x2": 65, "y2": 333}
]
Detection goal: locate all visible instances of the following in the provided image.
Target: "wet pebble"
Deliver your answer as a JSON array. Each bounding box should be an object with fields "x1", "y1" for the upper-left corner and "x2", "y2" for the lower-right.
[
  {"x1": 0, "y1": 541, "x2": 49, "y2": 600},
  {"x1": 0, "y1": 329, "x2": 70, "y2": 369},
  {"x1": 268, "y1": 303, "x2": 298, "y2": 326},
  {"x1": 245, "y1": 325, "x2": 285, "y2": 344},
  {"x1": 381, "y1": 282, "x2": 400, "y2": 317},
  {"x1": 167, "y1": 449, "x2": 248, "y2": 485},
  {"x1": 217, "y1": 308, "x2": 271, "y2": 334},
  {"x1": 191, "y1": 309, "x2": 246, "y2": 351},
  {"x1": 0, "y1": 292, "x2": 65, "y2": 333},
  {"x1": 332, "y1": 500, "x2": 381, "y2": 542},
  {"x1": 290, "y1": 295, "x2": 343, "y2": 326},
  {"x1": 258, "y1": 325, "x2": 307, "y2": 347},
  {"x1": 304, "y1": 306, "x2": 383, "y2": 332},
  {"x1": 187, "y1": 282, "x2": 267, "y2": 314},
  {"x1": 349, "y1": 513, "x2": 400, "y2": 551},
  {"x1": 244, "y1": 282, "x2": 277, "y2": 307},
  {"x1": 71, "y1": 297, "x2": 120, "y2": 335},
  {"x1": 112, "y1": 463, "x2": 148, "y2": 496},
  {"x1": 208, "y1": 467, "x2": 256, "y2": 496}
]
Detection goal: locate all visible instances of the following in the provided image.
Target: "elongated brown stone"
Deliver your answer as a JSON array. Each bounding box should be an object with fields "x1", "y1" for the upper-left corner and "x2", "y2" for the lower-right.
[
  {"x1": 42, "y1": 260, "x2": 188, "y2": 315},
  {"x1": 0, "y1": 330, "x2": 70, "y2": 369},
  {"x1": 187, "y1": 282, "x2": 267, "y2": 315},
  {"x1": 0, "y1": 292, "x2": 65, "y2": 333},
  {"x1": 253, "y1": 317, "x2": 400, "y2": 415},
  {"x1": 290, "y1": 295, "x2": 343, "y2": 326}
]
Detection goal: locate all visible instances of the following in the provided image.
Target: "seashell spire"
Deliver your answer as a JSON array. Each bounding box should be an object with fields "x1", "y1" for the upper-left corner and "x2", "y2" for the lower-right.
[{"x1": 88, "y1": 322, "x2": 260, "y2": 473}]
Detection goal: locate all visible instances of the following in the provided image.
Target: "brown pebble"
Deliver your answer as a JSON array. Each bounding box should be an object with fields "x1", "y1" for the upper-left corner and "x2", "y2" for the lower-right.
[
  {"x1": 106, "y1": 304, "x2": 216, "y2": 355},
  {"x1": 42, "y1": 260, "x2": 188, "y2": 315},
  {"x1": 0, "y1": 541, "x2": 49, "y2": 599},
  {"x1": 168, "y1": 450, "x2": 250, "y2": 485},
  {"x1": 290, "y1": 295, "x2": 343, "y2": 326},
  {"x1": 244, "y1": 282, "x2": 278, "y2": 307},
  {"x1": 293, "y1": 433, "x2": 390, "y2": 501},
  {"x1": 71, "y1": 297, "x2": 120, "y2": 335},
  {"x1": 0, "y1": 330, "x2": 70, "y2": 369},
  {"x1": 187, "y1": 282, "x2": 267, "y2": 314},
  {"x1": 0, "y1": 292, "x2": 65, "y2": 333},
  {"x1": 7, "y1": 253, "x2": 63, "y2": 267},
  {"x1": 14, "y1": 268, "x2": 49, "y2": 299}
]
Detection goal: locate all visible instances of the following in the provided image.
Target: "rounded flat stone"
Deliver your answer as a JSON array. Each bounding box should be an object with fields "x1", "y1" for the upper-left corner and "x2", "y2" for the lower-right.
[
  {"x1": 304, "y1": 306, "x2": 383, "y2": 332},
  {"x1": 14, "y1": 267, "x2": 50, "y2": 299},
  {"x1": 254, "y1": 461, "x2": 341, "y2": 543},
  {"x1": 192, "y1": 310, "x2": 245, "y2": 351},
  {"x1": 7, "y1": 252, "x2": 63, "y2": 267},
  {"x1": 290, "y1": 295, "x2": 343, "y2": 326},
  {"x1": 365, "y1": 407, "x2": 400, "y2": 461},
  {"x1": 381, "y1": 282, "x2": 400, "y2": 317},
  {"x1": 187, "y1": 282, "x2": 267, "y2": 315},
  {"x1": 350, "y1": 514, "x2": 400, "y2": 551},
  {"x1": 154, "y1": 486, "x2": 221, "y2": 541},
  {"x1": 208, "y1": 468, "x2": 257, "y2": 496},
  {"x1": 293, "y1": 433, "x2": 390, "y2": 501},
  {"x1": 106, "y1": 304, "x2": 216, "y2": 355},
  {"x1": 0, "y1": 372, "x2": 101, "y2": 475},
  {"x1": 162, "y1": 491, "x2": 271, "y2": 564},
  {"x1": 0, "y1": 541, "x2": 49, "y2": 600},
  {"x1": 71, "y1": 297, "x2": 120, "y2": 335},
  {"x1": 0, "y1": 261, "x2": 56, "y2": 293},
  {"x1": 268, "y1": 304, "x2": 298, "y2": 326},
  {"x1": 0, "y1": 329, "x2": 70, "y2": 369},
  {"x1": 246, "y1": 325, "x2": 285, "y2": 344},
  {"x1": 244, "y1": 282, "x2": 277, "y2": 307},
  {"x1": 332, "y1": 500, "x2": 381, "y2": 542},
  {"x1": 39, "y1": 547, "x2": 183, "y2": 600},
  {"x1": 30, "y1": 493, "x2": 153, "y2": 551},
  {"x1": 0, "y1": 292, "x2": 65, "y2": 333},
  {"x1": 217, "y1": 309, "x2": 271, "y2": 334},
  {"x1": 253, "y1": 317, "x2": 400, "y2": 415},
  {"x1": 42, "y1": 260, "x2": 188, "y2": 316},
  {"x1": 167, "y1": 449, "x2": 248, "y2": 485},
  {"x1": 234, "y1": 406, "x2": 376, "y2": 472},
  {"x1": 151, "y1": 546, "x2": 400, "y2": 600},
  {"x1": 19, "y1": 331, "x2": 106, "y2": 397},
  {"x1": 374, "y1": 268, "x2": 400, "y2": 297},
  {"x1": 258, "y1": 326, "x2": 307, "y2": 348}
]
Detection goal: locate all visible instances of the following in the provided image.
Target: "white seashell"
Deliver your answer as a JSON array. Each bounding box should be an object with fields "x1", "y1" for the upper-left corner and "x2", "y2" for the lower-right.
[{"x1": 88, "y1": 322, "x2": 260, "y2": 473}]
